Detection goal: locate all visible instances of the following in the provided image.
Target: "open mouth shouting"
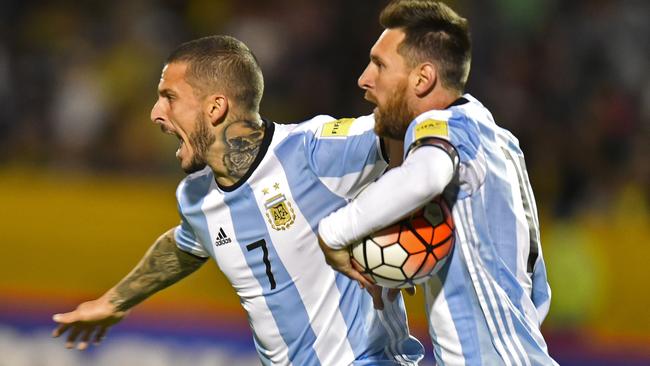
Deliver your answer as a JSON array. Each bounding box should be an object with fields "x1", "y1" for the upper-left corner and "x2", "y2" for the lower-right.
[{"x1": 159, "y1": 124, "x2": 186, "y2": 159}]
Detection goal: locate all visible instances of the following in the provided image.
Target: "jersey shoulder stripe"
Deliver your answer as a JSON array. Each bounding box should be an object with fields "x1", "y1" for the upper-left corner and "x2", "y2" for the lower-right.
[{"x1": 174, "y1": 168, "x2": 214, "y2": 258}]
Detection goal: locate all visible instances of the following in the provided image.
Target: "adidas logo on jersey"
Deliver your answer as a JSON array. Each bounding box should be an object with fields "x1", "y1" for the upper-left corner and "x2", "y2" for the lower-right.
[{"x1": 214, "y1": 228, "x2": 232, "y2": 246}]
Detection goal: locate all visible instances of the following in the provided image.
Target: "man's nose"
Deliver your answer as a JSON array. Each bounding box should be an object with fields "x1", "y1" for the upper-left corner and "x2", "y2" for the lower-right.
[
  {"x1": 358, "y1": 64, "x2": 373, "y2": 90},
  {"x1": 150, "y1": 100, "x2": 164, "y2": 125}
]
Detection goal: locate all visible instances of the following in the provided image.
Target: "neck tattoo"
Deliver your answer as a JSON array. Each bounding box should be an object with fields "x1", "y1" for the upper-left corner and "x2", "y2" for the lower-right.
[{"x1": 222, "y1": 120, "x2": 265, "y2": 179}]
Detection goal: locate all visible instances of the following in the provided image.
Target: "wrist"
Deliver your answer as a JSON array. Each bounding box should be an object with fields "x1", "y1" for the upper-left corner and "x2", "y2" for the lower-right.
[
  {"x1": 102, "y1": 290, "x2": 132, "y2": 313},
  {"x1": 318, "y1": 215, "x2": 352, "y2": 250}
]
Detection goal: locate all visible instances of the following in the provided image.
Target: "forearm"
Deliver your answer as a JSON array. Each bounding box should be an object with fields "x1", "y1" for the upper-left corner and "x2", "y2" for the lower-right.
[
  {"x1": 319, "y1": 146, "x2": 454, "y2": 249},
  {"x1": 106, "y1": 228, "x2": 207, "y2": 311}
]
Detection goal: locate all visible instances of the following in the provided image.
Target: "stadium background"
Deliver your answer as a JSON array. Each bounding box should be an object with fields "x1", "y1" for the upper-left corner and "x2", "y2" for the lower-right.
[{"x1": 0, "y1": 0, "x2": 648, "y2": 365}]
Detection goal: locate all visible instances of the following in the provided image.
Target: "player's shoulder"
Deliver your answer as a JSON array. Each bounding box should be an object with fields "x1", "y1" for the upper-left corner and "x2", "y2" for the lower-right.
[
  {"x1": 291, "y1": 114, "x2": 375, "y2": 139},
  {"x1": 411, "y1": 96, "x2": 480, "y2": 129},
  {"x1": 176, "y1": 166, "x2": 214, "y2": 204},
  {"x1": 408, "y1": 108, "x2": 460, "y2": 143},
  {"x1": 405, "y1": 96, "x2": 487, "y2": 149}
]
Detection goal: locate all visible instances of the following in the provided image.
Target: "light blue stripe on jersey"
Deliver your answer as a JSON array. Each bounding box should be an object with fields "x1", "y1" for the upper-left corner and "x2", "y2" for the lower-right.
[
  {"x1": 455, "y1": 200, "x2": 517, "y2": 365},
  {"x1": 276, "y1": 133, "x2": 424, "y2": 364},
  {"x1": 429, "y1": 245, "x2": 482, "y2": 365},
  {"x1": 479, "y1": 269, "x2": 526, "y2": 365},
  {"x1": 475, "y1": 149, "x2": 521, "y2": 295},
  {"x1": 175, "y1": 171, "x2": 214, "y2": 257},
  {"x1": 450, "y1": 106, "x2": 533, "y2": 318},
  {"x1": 309, "y1": 129, "x2": 382, "y2": 177},
  {"x1": 379, "y1": 290, "x2": 424, "y2": 365},
  {"x1": 275, "y1": 133, "x2": 349, "y2": 228},
  {"x1": 532, "y1": 258, "x2": 550, "y2": 310},
  {"x1": 274, "y1": 135, "x2": 377, "y2": 361},
  {"x1": 223, "y1": 185, "x2": 320, "y2": 366},
  {"x1": 473, "y1": 122, "x2": 539, "y2": 319},
  {"x1": 411, "y1": 95, "x2": 556, "y2": 365},
  {"x1": 461, "y1": 196, "x2": 547, "y2": 365},
  {"x1": 252, "y1": 336, "x2": 273, "y2": 366},
  {"x1": 504, "y1": 139, "x2": 551, "y2": 313},
  {"x1": 435, "y1": 240, "x2": 522, "y2": 365},
  {"x1": 333, "y1": 273, "x2": 390, "y2": 362}
]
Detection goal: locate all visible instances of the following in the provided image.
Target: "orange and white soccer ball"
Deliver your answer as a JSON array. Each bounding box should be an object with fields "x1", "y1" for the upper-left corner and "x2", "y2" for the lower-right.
[{"x1": 350, "y1": 197, "x2": 455, "y2": 288}]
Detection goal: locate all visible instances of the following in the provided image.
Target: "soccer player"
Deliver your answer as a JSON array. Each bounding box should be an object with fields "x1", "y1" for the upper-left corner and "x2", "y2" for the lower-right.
[
  {"x1": 318, "y1": 1, "x2": 558, "y2": 365},
  {"x1": 51, "y1": 35, "x2": 424, "y2": 365}
]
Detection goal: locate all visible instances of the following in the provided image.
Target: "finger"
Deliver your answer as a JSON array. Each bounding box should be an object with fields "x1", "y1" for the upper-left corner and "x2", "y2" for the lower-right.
[
  {"x1": 348, "y1": 260, "x2": 366, "y2": 288},
  {"x1": 65, "y1": 327, "x2": 83, "y2": 349},
  {"x1": 93, "y1": 326, "x2": 109, "y2": 345},
  {"x1": 52, "y1": 323, "x2": 71, "y2": 338},
  {"x1": 350, "y1": 258, "x2": 365, "y2": 272},
  {"x1": 350, "y1": 260, "x2": 378, "y2": 287},
  {"x1": 344, "y1": 266, "x2": 377, "y2": 290},
  {"x1": 76, "y1": 328, "x2": 93, "y2": 350},
  {"x1": 366, "y1": 284, "x2": 384, "y2": 310},
  {"x1": 350, "y1": 259, "x2": 375, "y2": 283},
  {"x1": 53, "y1": 312, "x2": 77, "y2": 325}
]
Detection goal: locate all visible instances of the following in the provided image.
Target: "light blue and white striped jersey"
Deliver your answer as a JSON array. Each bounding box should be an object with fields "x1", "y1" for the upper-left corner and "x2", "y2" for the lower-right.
[
  {"x1": 175, "y1": 115, "x2": 424, "y2": 366},
  {"x1": 404, "y1": 95, "x2": 557, "y2": 366}
]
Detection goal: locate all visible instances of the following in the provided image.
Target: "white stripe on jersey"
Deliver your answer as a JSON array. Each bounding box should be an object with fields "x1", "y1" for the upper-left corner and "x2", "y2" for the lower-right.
[
  {"x1": 462, "y1": 194, "x2": 530, "y2": 365},
  {"x1": 377, "y1": 290, "x2": 417, "y2": 366},
  {"x1": 424, "y1": 276, "x2": 466, "y2": 366},
  {"x1": 454, "y1": 200, "x2": 513, "y2": 366},
  {"x1": 201, "y1": 179, "x2": 291, "y2": 364},
  {"x1": 501, "y1": 149, "x2": 535, "y2": 297},
  {"x1": 176, "y1": 116, "x2": 424, "y2": 365},
  {"x1": 319, "y1": 160, "x2": 388, "y2": 200},
  {"x1": 249, "y1": 158, "x2": 356, "y2": 365},
  {"x1": 457, "y1": 149, "x2": 487, "y2": 195},
  {"x1": 367, "y1": 94, "x2": 556, "y2": 365},
  {"x1": 457, "y1": 199, "x2": 531, "y2": 366}
]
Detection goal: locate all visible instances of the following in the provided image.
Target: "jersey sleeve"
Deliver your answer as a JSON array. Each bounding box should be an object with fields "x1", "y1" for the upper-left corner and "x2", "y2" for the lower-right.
[
  {"x1": 403, "y1": 110, "x2": 485, "y2": 194},
  {"x1": 318, "y1": 146, "x2": 454, "y2": 249},
  {"x1": 305, "y1": 114, "x2": 388, "y2": 199},
  {"x1": 174, "y1": 180, "x2": 210, "y2": 258}
]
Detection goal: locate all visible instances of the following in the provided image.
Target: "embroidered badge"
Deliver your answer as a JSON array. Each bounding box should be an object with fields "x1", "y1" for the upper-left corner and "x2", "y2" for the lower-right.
[
  {"x1": 321, "y1": 118, "x2": 354, "y2": 137},
  {"x1": 263, "y1": 183, "x2": 296, "y2": 230},
  {"x1": 414, "y1": 119, "x2": 449, "y2": 140}
]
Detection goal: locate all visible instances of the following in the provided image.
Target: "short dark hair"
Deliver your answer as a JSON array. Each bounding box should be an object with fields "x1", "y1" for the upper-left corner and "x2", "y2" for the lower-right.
[
  {"x1": 380, "y1": 0, "x2": 471, "y2": 92},
  {"x1": 166, "y1": 35, "x2": 264, "y2": 113}
]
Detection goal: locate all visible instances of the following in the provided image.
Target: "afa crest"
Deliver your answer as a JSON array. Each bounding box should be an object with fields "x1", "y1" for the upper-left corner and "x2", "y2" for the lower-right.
[{"x1": 264, "y1": 192, "x2": 296, "y2": 230}]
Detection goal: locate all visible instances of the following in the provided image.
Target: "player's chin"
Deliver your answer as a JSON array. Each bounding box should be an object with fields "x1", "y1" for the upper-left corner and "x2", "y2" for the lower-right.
[
  {"x1": 180, "y1": 156, "x2": 207, "y2": 174},
  {"x1": 181, "y1": 162, "x2": 205, "y2": 174},
  {"x1": 373, "y1": 120, "x2": 390, "y2": 139}
]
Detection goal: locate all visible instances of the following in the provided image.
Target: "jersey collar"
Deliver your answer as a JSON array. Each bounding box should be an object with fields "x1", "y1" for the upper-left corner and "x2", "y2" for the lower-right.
[{"x1": 217, "y1": 118, "x2": 275, "y2": 192}]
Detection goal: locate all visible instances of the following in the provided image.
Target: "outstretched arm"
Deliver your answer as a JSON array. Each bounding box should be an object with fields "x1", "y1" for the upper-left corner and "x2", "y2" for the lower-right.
[{"x1": 52, "y1": 227, "x2": 208, "y2": 350}]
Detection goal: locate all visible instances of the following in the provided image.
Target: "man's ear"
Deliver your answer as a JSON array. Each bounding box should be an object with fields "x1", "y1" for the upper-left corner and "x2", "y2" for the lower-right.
[
  {"x1": 412, "y1": 62, "x2": 437, "y2": 97},
  {"x1": 206, "y1": 95, "x2": 228, "y2": 126}
]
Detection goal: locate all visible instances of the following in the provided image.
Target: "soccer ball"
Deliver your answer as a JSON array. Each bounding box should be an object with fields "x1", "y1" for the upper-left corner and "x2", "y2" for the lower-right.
[{"x1": 350, "y1": 197, "x2": 455, "y2": 288}]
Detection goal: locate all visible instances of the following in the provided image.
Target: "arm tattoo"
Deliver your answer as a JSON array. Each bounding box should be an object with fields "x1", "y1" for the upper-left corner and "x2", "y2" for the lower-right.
[
  {"x1": 109, "y1": 229, "x2": 207, "y2": 311},
  {"x1": 222, "y1": 120, "x2": 264, "y2": 179}
]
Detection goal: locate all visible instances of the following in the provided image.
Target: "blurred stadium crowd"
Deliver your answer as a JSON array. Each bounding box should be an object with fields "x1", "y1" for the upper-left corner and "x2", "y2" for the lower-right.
[
  {"x1": 1, "y1": 0, "x2": 647, "y2": 219},
  {"x1": 0, "y1": 0, "x2": 649, "y2": 364}
]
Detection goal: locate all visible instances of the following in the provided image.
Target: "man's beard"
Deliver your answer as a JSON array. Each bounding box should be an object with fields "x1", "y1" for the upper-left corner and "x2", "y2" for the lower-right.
[
  {"x1": 374, "y1": 80, "x2": 414, "y2": 140},
  {"x1": 183, "y1": 114, "x2": 216, "y2": 174}
]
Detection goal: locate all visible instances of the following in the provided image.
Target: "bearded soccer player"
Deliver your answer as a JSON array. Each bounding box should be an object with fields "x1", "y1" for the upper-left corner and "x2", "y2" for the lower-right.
[
  {"x1": 318, "y1": 1, "x2": 558, "y2": 365},
  {"x1": 51, "y1": 35, "x2": 424, "y2": 365}
]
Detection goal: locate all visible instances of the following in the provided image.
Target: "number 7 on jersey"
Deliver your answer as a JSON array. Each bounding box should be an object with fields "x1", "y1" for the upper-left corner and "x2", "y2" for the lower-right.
[{"x1": 246, "y1": 239, "x2": 277, "y2": 290}]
